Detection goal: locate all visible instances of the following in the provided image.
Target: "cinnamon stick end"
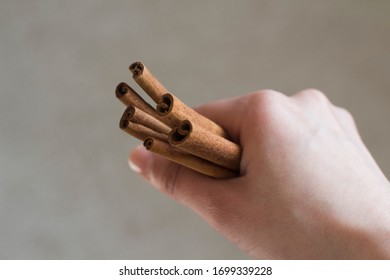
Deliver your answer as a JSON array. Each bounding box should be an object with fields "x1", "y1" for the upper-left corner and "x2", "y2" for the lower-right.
[
  {"x1": 178, "y1": 120, "x2": 192, "y2": 134},
  {"x1": 119, "y1": 119, "x2": 129, "y2": 130},
  {"x1": 129, "y1": 61, "x2": 144, "y2": 78},
  {"x1": 123, "y1": 106, "x2": 135, "y2": 119},
  {"x1": 156, "y1": 93, "x2": 173, "y2": 115},
  {"x1": 115, "y1": 82, "x2": 129, "y2": 98},
  {"x1": 143, "y1": 138, "x2": 154, "y2": 150},
  {"x1": 168, "y1": 121, "x2": 191, "y2": 145}
]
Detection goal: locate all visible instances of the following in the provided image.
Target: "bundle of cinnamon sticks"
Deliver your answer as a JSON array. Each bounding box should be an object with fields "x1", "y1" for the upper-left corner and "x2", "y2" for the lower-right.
[{"x1": 115, "y1": 62, "x2": 241, "y2": 178}]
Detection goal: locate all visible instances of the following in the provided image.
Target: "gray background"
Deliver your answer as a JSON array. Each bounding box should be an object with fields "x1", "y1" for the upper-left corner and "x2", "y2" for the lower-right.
[{"x1": 1, "y1": 0, "x2": 389, "y2": 259}]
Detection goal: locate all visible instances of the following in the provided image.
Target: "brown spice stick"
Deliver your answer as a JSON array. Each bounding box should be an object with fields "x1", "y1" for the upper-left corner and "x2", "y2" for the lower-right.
[
  {"x1": 119, "y1": 113, "x2": 168, "y2": 143},
  {"x1": 168, "y1": 120, "x2": 241, "y2": 171},
  {"x1": 144, "y1": 138, "x2": 238, "y2": 179},
  {"x1": 122, "y1": 105, "x2": 170, "y2": 135},
  {"x1": 129, "y1": 62, "x2": 167, "y2": 104},
  {"x1": 156, "y1": 93, "x2": 229, "y2": 139},
  {"x1": 115, "y1": 82, "x2": 161, "y2": 120}
]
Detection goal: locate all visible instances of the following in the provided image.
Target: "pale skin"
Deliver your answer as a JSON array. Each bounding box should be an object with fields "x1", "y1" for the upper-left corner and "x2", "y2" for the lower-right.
[{"x1": 129, "y1": 89, "x2": 390, "y2": 259}]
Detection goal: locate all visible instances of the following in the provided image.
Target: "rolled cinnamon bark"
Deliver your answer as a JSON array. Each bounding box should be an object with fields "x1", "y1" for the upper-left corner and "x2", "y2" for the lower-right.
[
  {"x1": 115, "y1": 82, "x2": 161, "y2": 120},
  {"x1": 157, "y1": 93, "x2": 229, "y2": 139},
  {"x1": 120, "y1": 114, "x2": 168, "y2": 143},
  {"x1": 123, "y1": 105, "x2": 170, "y2": 135},
  {"x1": 168, "y1": 120, "x2": 241, "y2": 171},
  {"x1": 117, "y1": 62, "x2": 241, "y2": 178},
  {"x1": 144, "y1": 138, "x2": 238, "y2": 179},
  {"x1": 129, "y1": 62, "x2": 167, "y2": 104}
]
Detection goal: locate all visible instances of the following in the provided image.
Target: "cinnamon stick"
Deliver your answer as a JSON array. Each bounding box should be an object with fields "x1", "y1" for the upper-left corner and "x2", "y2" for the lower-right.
[
  {"x1": 129, "y1": 62, "x2": 167, "y2": 104},
  {"x1": 128, "y1": 62, "x2": 227, "y2": 138},
  {"x1": 168, "y1": 120, "x2": 241, "y2": 171},
  {"x1": 123, "y1": 105, "x2": 170, "y2": 135},
  {"x1": 119, "y1": 111, "x2": 168, "y2": 143},
  {"x1": 144, "y1": 138, "x2": 238, "y2": 179},
  {"x1": 117, "y1": 61, "x2": 242, "y2": 179},
  {"x1": 115, "y1": 82, "x2": 160, "y2": 120},
  {"x1": 157, "y1": 93, "x2": 229, "y2": 139}
]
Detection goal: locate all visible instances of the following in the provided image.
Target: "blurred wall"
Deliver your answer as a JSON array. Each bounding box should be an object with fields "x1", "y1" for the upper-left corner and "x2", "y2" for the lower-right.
[{"x1": 0, "y1": 0, "x2": 389, "y2": 259}]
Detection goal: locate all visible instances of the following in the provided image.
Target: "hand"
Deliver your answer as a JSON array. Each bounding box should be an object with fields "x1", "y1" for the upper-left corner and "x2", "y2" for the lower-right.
[{"x1": 129, "y1": 89, "x2": 390, "y2": 259}]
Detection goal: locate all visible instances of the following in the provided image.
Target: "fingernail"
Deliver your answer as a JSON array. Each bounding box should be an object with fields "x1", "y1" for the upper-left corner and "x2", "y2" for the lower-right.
[{"x1": 129, "y1": 159, "x2": 141, "y2": 173}]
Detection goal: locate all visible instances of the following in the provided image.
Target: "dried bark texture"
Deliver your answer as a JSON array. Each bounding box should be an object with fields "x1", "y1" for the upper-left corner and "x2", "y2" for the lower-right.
[
  {"x1": 120, "y1": 114, "x2": 168, "y2": 143},
  {"x1": 157, "y1": 93, "x2": 229, "y2": 139},
  {"x1": 116, "y1": 62, "x2": 242, "y2": 178},
  {"x1": 144, "y1": 138, "x2": 237, "y2": 179},
  {"x1": 115, "y1": 82, "x2": 160, "y2": 120},
  {"x1": 123, "y1": 105, "x2": 170, "y2": 135},
  {"x1": 129, "y1": 62, "x2": 167, "y2": 104},
  {"x1": 168, "y1": 120, "x2": 241, "y2": 171}
]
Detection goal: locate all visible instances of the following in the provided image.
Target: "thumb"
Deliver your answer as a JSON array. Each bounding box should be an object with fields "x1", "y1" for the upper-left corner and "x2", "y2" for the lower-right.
[
  {"x1": 127, "y1": 94, "x2": 253, "y2": 223},
  {"x1": 129, "y1": 145, "x2": 240, "y2": 218}
]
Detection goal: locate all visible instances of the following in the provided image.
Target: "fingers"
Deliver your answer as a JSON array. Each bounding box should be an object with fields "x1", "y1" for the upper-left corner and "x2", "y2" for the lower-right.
[{"x1": 129, "y1": 145, "x2": 241, "y2": 223}]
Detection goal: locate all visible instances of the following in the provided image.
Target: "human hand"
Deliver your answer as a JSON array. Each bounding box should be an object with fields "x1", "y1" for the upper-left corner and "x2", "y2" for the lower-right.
[{"x1": 129, "y1": 89, "x2": 390, "y2": 259}]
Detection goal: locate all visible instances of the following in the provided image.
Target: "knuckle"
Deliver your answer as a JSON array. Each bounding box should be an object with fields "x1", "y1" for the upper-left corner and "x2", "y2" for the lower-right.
[
  {"x1": 251, "y1": 89, "x2": 283, "y2": 103},
  {"x1": 335, "y1": 106, "x2": 355, "y2": 124},
  {"x1": 301, "y1": 88, "x2": 328, "y2": 102},
  {"x1": 241, "y1": 90, "x2": 287, "y2": 135},
  {"x1": 309, "y1": 88, "x2": 329, "y2": 104},
  {"x1": 246, "y1": 90, "x2": 285, "y2": 114}
]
